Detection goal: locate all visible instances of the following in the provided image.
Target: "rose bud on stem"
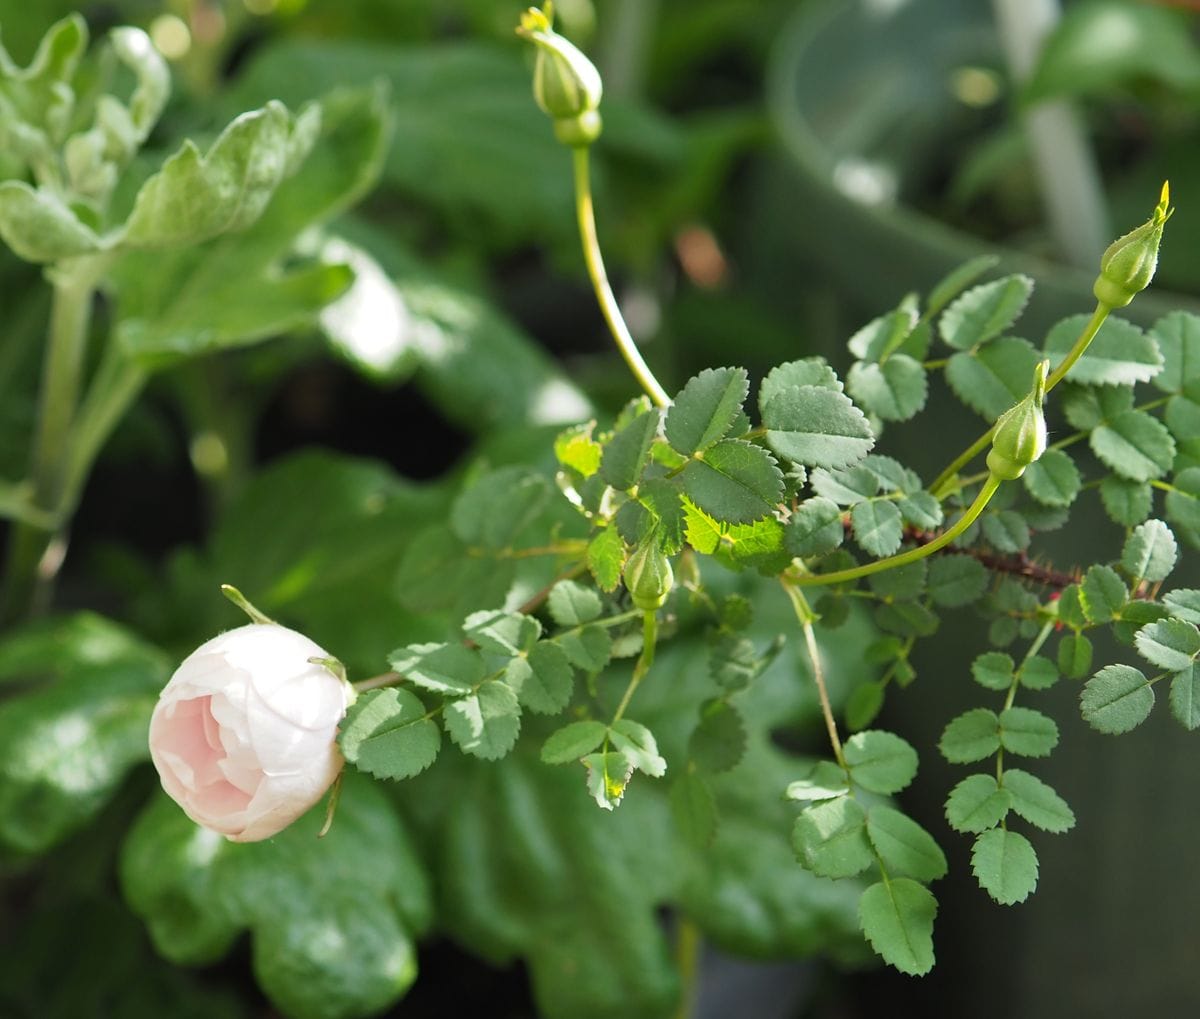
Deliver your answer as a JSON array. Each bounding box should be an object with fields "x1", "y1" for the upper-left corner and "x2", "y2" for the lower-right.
[{"x1": 148, "y1": 589, "x2": 354, "y2": 842}]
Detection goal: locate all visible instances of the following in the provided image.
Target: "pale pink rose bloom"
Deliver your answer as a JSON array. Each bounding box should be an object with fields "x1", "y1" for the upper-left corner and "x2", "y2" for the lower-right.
[{"x1": 148, "y1": 623, "x2": 351, "y2": 842}]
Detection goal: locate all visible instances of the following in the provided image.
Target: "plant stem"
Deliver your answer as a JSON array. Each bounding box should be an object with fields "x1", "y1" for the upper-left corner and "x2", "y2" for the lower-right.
[
  {"x1": 1043, "y1": 301, "x2": 1108, "y2": 391},
  {"x1": 672, "y1": 915, "x2": 701, "y2": 1019},
  {"x1": 791, "y1": 476, "x2": 1002, "y2": 589},
  {"x1": 783, "y1": 582, "x2": 845, "y2": 768},
  {"x1": 572, "y1": 145, "x2": 671, "y2": 408},
  {"x1": 611, "y1": 610, "x2": 657, "y2": 724},
  {"x1": 0, "y1": 257, "x2": 106, "y2": 622},
  {"x1": 930, "y1": 304, "x2": 1109, "y2": 496}
]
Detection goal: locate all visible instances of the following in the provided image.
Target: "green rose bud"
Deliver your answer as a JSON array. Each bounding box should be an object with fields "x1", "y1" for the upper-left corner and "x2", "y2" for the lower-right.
[
  {"x1": 623, "y1": 539, "x2": 673, "y2": 612},
  {"x1": 987, "y1": 360, "x2": 1049, "y2": 481},
  {"x1": 517, "y1": 3, "x2": 603, "y2": 147},
  {"x1": 1093, "y1": 181, "x2": 1172, "y2": 309}
]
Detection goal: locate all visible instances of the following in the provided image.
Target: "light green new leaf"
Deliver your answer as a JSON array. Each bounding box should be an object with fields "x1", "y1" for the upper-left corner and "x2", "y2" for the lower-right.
[
  {"x1": 506, "y1": 642, "x2": 574, "y2": 715},
  {"x1": 1003, "y1": 769, "x2": 1075, "y2": 833},
  {"x1": 0, "y1": 614, "x2": 168, "y2": 853},
  {"x1": 939, "y1": 274, "x2": 1032, "y2": 351},
  {"x1": 1023, "y1": 448, "x2": 1081, "y2": 508},
  {"x1": 682, "y1": 498, "x2": 722, "y2": 555},
  {"x1": 1091, "y1": 410, "x2": 1175, "y2": 483},
  {"x1": 680, "y1": 439, "x2": 784, "y2": 525},
  {"x1": 1080, "y1": 564, "x2": 1127, "y2": 623},
  {"x1": 122, "y1": 775, "x2": 431, "y2": 1019},
  {"x1": 762, "y1": 386, "x2": 875, "y2": 470},
  {"x1": 792, "y1": 796, "x2": 874, "y2": 879},
  {"x1": 851, "y1": 500, "x2": 904, "y2": 557},
  {"x1": 541, "y1": 720, "x2": 608, "y2": 764},
  {"x1": 866, "y1": 805, "x2": 947, "y2": 882},
  {"x1": 0, "y1": 181, "x2": 103, "y2": 262},
  {"x1": 610, "y1": 720, "x2": 667, "y2": 778},
  {"x1": 445, "y1": 680, "x2": 522, "y2": 761},
  {"x1": 1081, "y1": 664, "x2": 1154, "y2": 734},
  {"x1": 547, "y1": 579, "x2": 603, "y2": 627},
  {"x1": 939, "y1": 708, "x2": 1001, "y2": 763},
  {"x1": 1134, "y1": 618, "x2": 1200, "y2": 672},
  {"x1": 1044, "y1": 314, "x2": 1163, "y2": 386},
  {"x1": 600, "y1": 408, "x2": 660, "y2": 491},
  {"x1": 927, "y1": 556, "x2": 988, "y2": 607},
  {"x1": 665, "y1": 367, "x2": 749, "y2": 455},
  {"x1": 998, "y1": 707, "x2": 1059, "y2": 757},
  {"x1": 945, "y1": 336, "x2": 1042, "y2": 419},
  {"x1": 846, "y1": 356, "x2": 928, "y2": 422},
  {"x1": 945, "y1": 774, "x2": 1012, "y2": 833},
  {"x1": 388, "y1": 642, "x2": 485, "y2": 694},
  {"x1": 1100, "y1": 477, "x2": 1153, "y2": 526},
  {"x1": 1169, "y1": 664, "x2": 1200, "y2": 731},
  {"x1": 339, "y1": 687, "x2": 441, "y2": 780},
  {"x1": 971, "y1": 828, "x2": 1038, "y2": 905},
  {"x1": 1122, "y1": 519, "x2": 1178, "y2": 583},
  {"x1": 858, "y1": 879, "x2": 937, "y2": 976},
  {"x1": 1151, "y1": 312, "x2": 1200, "y2": 395},
  {"x1": 587, "y1": 528, "x2": 625, "y2": 592},
  {"x1": 842, "y1": 730, "x2": 918, "y2": 794}
]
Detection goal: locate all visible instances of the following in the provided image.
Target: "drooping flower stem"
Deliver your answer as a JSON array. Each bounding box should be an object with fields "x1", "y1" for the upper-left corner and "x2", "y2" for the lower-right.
[
  {"x1": 783, "y1": 582, "x2": 845, "y2": 769},
  {"x1": 791, "y1": 475, "x2": 1003, "y2": 589},
  {"x1": 930, "y1": 304, "x2": 1109, "y2": 497},
  {"x1": 572, "y1": 146, "x2": 671, "y2": 408}
]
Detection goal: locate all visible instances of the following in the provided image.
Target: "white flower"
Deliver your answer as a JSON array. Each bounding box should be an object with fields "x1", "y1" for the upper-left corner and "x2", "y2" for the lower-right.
[{"x1": 148, "y1": 623, "x2": 351, "y2": 842}]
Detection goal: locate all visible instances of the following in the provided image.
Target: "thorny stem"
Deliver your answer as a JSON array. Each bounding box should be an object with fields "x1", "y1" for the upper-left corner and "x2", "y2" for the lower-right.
[
  {"x1": 929, "y1": 303, "x2": 1110, "y2": 498},
  {"x1": 572, "y1": 145, "x2": 671, "y2": 408},
  {"x1": 790, "y1": 476, "x2": 1003, "y2": 589},
  {"x1": 783, "y1": 582, "x2": 845, "y2": 768}
]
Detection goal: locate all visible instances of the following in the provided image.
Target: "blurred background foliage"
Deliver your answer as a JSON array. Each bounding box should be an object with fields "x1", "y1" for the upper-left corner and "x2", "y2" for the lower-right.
[{"x1": 3, "y1": 0, "x2": 1200, "y2": 1017}]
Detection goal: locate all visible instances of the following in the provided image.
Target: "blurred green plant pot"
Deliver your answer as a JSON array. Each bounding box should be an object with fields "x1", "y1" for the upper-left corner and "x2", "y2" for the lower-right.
[{"x1": 765, "y1": 0, "x2": 1199, "y2": 334}]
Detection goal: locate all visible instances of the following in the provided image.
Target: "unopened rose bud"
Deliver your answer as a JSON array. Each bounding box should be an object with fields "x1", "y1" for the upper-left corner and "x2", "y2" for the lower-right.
[
  {"x1": 148, "y1": 623, "x2": 352, "y2": 842},
  {"x1": 517, "y1": 3, "x2": 603, "y2": 147},
  {"x1": 987, "y1": 360, "x2": 1049, "y2": 481},
  {"x1": 623, "y1": 539, "x2": 673, "y2": 611},
  {"x1": 1093, "y1": 181, "x2": 1172, "y2": 309}
]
